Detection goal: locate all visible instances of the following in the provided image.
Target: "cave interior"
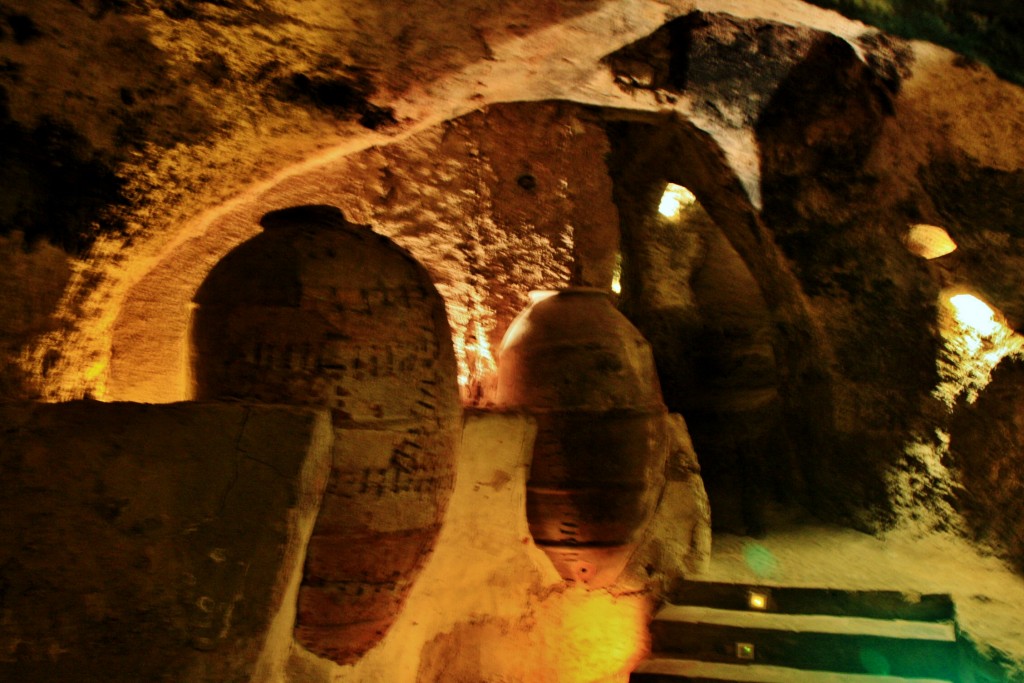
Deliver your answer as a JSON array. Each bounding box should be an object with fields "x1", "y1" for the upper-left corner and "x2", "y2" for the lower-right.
[{"x1": 3, "y1": 1, "x2": 1024, "y2": 681}]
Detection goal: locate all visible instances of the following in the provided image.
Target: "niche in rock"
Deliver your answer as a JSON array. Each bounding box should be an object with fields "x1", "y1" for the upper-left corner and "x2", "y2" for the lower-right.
[
  {"x1": 681, "y1": 199, "x2": 786, "y2": 537},
  {"x1": 622, "y1": 186, "x2": 789, "y2": 537},
  {"x1": 190, "y1": 205, "x2": 462, "y2": 665}
]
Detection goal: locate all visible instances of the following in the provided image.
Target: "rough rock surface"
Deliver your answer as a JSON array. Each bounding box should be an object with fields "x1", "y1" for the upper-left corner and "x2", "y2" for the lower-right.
[
  {"x1": 4, "y1": 0, "x2": 1024, "y2": 676},
  {"x1": 949, "y1": 358, "x2": 1024, "y2": 572},
  {"x1": 804, "y1": 0, "x2": 1024, "y2": 86},
  {"x1": 0, "y1": 233, "x2": 70, "y2": 397},
  {"x1": 0, "y1": 401, "x2": 333, "y2": 682},
  {"x1": 4, "y1": 2, "x2": 1022, "y2": 535},
  {"x1": 0, "y1": 403, "x2": 711, "y2": 682},
  {"x1": 627, "y1": 413, "x2": 712, "y2": 587},
  {"x1": 104, "y1": 101, "x2": 619, "y2": 404}
]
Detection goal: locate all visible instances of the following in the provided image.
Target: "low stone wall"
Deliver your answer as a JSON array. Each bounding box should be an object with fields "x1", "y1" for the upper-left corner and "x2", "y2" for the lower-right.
[
  {"x1": 0, "y1": 404, "x2": 710, "y2": 682},
  {"x1": 0, "y1": 401, "x2": 333, "y2": 682}
]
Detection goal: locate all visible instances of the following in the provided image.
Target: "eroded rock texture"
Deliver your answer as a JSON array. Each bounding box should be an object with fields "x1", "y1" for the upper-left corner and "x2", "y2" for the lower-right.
[
  {"x1": 603, "y1": 9, "x2": 1024, "y2": 545},
  {"x1": 103, "y1": 101, "x2": 619, "y2": 404},
  {"x1": 950, "y1": 359, "x2": 1024, "y2": 571},
  {"x1": 6, "y1": 4, "x2": 1021, "y2": 541},
  {"x1": 0, "y1": 401, "x2": 332, "y2": 682},
  {"x1": 3, "y1": 0, "x2": 1024, "y2": 679}
]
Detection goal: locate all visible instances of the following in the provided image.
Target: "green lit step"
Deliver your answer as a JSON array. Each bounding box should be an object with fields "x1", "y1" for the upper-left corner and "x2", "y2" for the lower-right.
[
  {"x1": 632, "y1": 658, "x2": 955, "y2": 683},
  {"x1": 669, "y1": 581, "x2": 954, "y2": 622},
  {"x1": 649, "y1": 605, "x2": 958, "y2": 679},
  {"x1": 656, "y1": 605, "x2": 956, "y2": 639}
]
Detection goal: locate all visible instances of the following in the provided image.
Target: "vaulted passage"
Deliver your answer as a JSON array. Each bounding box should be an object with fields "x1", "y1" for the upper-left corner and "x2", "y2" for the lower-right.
[{"x1": 6, "y1": 4, "x2": 1024, "y2": 681}]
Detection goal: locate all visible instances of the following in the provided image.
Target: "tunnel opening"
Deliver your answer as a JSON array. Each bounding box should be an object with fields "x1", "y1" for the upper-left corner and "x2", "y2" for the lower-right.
[
  {"x1": 189, "y1": 204, "x2": 463, "y2": 665},
  {"x1": 621, "y1": 179, "x2": 790, "y2": 536},
  {"x1": 605, "y1": 116, "x2": 817, "y2": 538}
]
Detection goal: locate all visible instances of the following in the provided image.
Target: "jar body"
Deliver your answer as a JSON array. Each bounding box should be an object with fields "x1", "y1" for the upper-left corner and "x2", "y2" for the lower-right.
[
  {"x1": 496, "y1": 288, "x2": 668, "y2": 586},
  {"x1": 192, "y1": 206, "x2": 460, "y2": 664}
]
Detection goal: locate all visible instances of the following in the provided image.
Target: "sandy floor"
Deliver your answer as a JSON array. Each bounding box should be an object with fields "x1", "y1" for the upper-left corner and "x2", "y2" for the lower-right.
[{"x1": 700, "y1": 507, "x2": 1024, "y2": 678}]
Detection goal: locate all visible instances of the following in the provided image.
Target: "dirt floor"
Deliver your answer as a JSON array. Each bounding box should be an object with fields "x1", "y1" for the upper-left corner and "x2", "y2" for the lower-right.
[{"x1": 702, "y1": 506, "x2": 1024, "y2": 679}]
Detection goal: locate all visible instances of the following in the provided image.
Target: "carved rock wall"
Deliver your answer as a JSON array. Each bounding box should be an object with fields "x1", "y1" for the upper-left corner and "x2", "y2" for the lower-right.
[
  {"x1": 4, "y1": 0, "x2": 1024, "y2": 659},
  {"x1": 0, "y1": 404, "x2": 711, "y2": 682},
  {"x1": 102, "y1": 101, "x2": 618, "y2": 404},
  {"x1": 0, "y1": 401, "x2": 333, "y2": 682},
  {"x1": 949, "y1": 359, "x2": 1024, "y2": 571}
]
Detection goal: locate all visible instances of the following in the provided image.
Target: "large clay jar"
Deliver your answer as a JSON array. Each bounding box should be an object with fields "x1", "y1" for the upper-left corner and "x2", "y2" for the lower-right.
[
  {"x1": 191, "y1": 205, "x2": 461, "y2": 664},
  {"x1": 496, "y1": 288, "x2": 668, "y2": 587}
]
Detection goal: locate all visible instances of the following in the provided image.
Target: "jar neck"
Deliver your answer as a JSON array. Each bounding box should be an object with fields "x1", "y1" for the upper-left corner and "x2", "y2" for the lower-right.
[
  {"x1": 259, "y1": 204, "x2": 350, "y2": 231},
  {"x1": 528, "y1": 287, "x2": 610, "y2": 304}
]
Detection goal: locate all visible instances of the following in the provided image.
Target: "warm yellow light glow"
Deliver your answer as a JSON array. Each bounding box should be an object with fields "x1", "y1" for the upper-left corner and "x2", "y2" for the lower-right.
[
  {"x1": 551, "y1": 587, "x2": 650, "y2": 682},
  {"x1": 84, "y1": 359, "x2": 107, "y2": 382},
  {"x1": 658, "y1": 183, "x2": 696, "y2": 217},
  {"x1": 904, "y1": 224, "x2": 957, "y2": 259},
  {"x1": 949, "y1": 294, "x2": 1000, "y2": 337},
  {"x1": 453, "y1": 302, "x2": 498, "y2": 403},
  {"x1": 468, "y1": 320, "x2": 496, "y2": 379},
  {"x1": 747, "y1": 590, "x2": 768, "y2": 610},
  {"x1": 935, "y1": 291, "x2": 1023, "y2": 405},
  {"x1": 611, "y1": 252, "x2": 622, "y2": 294}
]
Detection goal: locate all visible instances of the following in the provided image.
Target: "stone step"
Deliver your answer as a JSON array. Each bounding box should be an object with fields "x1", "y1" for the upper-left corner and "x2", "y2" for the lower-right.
[
  {"x1": 669, "y1": 581, "x2": 954, "y2": 622},
  {"x1": 632, "y1": 658, "x2": 956, "y2": 683},
  {"x1": 649, "y1": 605, "x2": 958, "y2": 679},
  {"x1": 655, "y1": 605, "x2": 957, "y2": 640}
]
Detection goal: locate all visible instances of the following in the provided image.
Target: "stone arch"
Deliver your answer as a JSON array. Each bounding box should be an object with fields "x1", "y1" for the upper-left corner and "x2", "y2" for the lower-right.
[
  {"x1": 100, "y1": 98, "x2": 833, "y2": 533},
  {"x1": 604, "y1": 112, "x2": 830, "y2": 527},
  {"x1": 104, "y1": 100, "x2": 622, "y2": 404}
]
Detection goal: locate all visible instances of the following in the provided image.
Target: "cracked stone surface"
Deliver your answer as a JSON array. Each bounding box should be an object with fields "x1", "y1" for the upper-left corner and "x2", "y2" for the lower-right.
[
  {"x1": 0, "y1": 401, "x2": 333, "y2": 682},
  {"x1": 3, "y1": 0, "x2": 1024, "y2": 679}
]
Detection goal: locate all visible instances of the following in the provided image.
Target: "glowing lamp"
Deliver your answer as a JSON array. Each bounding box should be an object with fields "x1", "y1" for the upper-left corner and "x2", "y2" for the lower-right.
[
  {"x1": 736, "y1": 642, "x2": 756, "y2": 660},
  {"x1": 904, "y1": 224, "x2": 957, "y2": 259},
  {"x1": 949, "y1": 294, "x2": 1001, "y2": 337},
  {"x1": 611, "y1": 252, "x2": 623, "y2": 294},
  {"x1": 658, "y1": 183, "x2": 696, "y2": 217},
  {"x1": 747, "y1": 589, "x2": 769, "y2": 611}
]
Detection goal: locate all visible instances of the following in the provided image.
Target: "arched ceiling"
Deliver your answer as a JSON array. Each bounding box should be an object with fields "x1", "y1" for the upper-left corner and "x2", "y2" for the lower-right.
[
  {"x1": 1, "y1": 0, "x2": 874, "y2": 400},
  {"x1": 5, "y1": 0, "x2": 1024, "y2": 558}
]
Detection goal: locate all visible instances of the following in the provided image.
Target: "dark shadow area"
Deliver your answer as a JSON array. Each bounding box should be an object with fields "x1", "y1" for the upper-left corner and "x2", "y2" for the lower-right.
[
  {"x1": 602, "y1": 113, "x2": 816, "y2": 537},
  {"x1": 804, "y1": 0, "x2": 1024, "y2": 85},
  {"x1": 0, "y1": 88, "x2": 128, "y2": 253},
  {"x1": 755, "y1": 30, "x2": 938, "y2": 531}
]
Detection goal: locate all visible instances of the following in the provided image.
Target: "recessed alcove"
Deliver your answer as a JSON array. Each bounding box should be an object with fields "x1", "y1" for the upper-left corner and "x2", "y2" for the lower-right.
[
  {"x1": 102, "y1": 101, "x2": 621, "y2": 406},
  {"x1": 659, "y1": 184, "x2": 788, "y2": 536},
  {"x1": 604, "y1": 117, "x2": 823, "y2": 537},
  {"x1": 7, "y1": 3, "x2": 1024, "y2": 680},
  {"x1": 94, "y1": 99, "x2": 822, "y2": 545}
]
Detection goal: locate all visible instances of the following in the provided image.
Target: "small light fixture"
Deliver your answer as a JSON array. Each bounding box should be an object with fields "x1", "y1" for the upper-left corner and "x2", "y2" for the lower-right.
[
  {"x1": 903, "y1": 223, "x2": 957, "y2": 259},
  {"x1": 949, "y1": 293, "x2": 1001, "y2": 337},
  {"x1": 747, "y1": 589, "x2": 769, "y2": 611},
  {"x1": 736, "y1": 642, "x2": 756, "y2": 660},
  {"x1": 658, "y1": 183, "x2": 697, "y2": 218}
]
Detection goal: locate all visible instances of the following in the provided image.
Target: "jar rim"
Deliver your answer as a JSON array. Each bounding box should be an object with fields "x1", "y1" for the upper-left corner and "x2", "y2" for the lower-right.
[
  {"x1": 528, "y1": 286, "x2": 610, "y2": 303},
  {"x1": 259, "y1": 204, "x2": 348, "y2": 231}
]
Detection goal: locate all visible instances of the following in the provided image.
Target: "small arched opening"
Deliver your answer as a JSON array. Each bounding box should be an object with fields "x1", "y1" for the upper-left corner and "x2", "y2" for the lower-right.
[{"x1": 605, "y1": 114, "x2": 825, "y2": 536}]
